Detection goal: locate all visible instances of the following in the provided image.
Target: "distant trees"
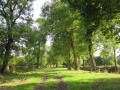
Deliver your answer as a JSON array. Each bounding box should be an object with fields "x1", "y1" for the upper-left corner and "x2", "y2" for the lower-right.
[
  {"x1": 24, "y1": 19, "x2": 47, "y2": 68},
  {"x1": 40, "y1": 1, "x2": 89, "y2": 70}
]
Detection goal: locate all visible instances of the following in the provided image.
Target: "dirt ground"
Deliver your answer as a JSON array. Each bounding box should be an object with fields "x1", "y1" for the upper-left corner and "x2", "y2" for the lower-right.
[
  {"x1": 56, "y1": 75, "x2": 68, "y2": 90},
  {"x1": 35, "y1": 74, "x2": 68, "y2": 90},
  {"x1": 35, "y1": 74, "x2": 49, "y2": 90}
]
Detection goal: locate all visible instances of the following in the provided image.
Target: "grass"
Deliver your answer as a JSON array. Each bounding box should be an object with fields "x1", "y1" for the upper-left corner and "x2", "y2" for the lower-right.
[
  {"x1": 0, "y1": 69, "x2": 45, "y2": 90},
  {"x1": 0, "y1": 68, "x2": 120, "y2": 90}
]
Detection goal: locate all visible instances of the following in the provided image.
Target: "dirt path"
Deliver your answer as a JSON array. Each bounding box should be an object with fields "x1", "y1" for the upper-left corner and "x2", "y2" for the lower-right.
[
  {"x1": 56, "y1": 75, "x2": 68, "y2": 90},
  {"x1": 35, "y1": 71, "x2": 68, "y2": 90},
  {"x1": 92, "y1": 81, "x2": 103, "y2": 90},
  {"x1": 35, "y1": 74, "x2": 49, "y2": 90}
]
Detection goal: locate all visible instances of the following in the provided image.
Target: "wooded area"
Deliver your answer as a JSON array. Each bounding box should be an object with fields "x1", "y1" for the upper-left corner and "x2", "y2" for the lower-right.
[{"x1": 0, "y1": 0, "x2": 120, "y2": 90}]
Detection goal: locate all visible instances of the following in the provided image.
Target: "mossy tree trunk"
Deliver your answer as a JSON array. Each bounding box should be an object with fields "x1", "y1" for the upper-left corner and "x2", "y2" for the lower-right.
[
  {"x1": 70, "y1": 37, "x2": 78, "y2": 70},
  {"x1": 88, "y1": 39, "x2": 96, "y2": 71},
  {"x1": 113, "y1": 46, "x2": 117, "y2": 72}
]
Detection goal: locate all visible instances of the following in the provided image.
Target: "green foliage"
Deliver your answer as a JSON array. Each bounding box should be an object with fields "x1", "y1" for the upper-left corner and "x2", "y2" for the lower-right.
[
  {"x1": 10, "y1": 57, "x2": 26, "y2": 66},
  {"x1": 61, "y1": 0, "x2": 120, "y2": 71},
  {"x1": 94, "y1": 56, "x2": 104, "y2": 66},
  {"x1": 94, "y1": 56, "x2": 114, "y2": 66},
  {"x1": 104, "y1": 57, "x2": 114, "y2": 66},
  {"x1": 40, "y1": 0, "x2": 89, "y2": 69},
  {"x1": 0, "y1": 0, "x2": 33, "y2": 73},
  {"x1": 21, "y1": 0, "x2": 27, "y2": 4},
  {"x1": 0, "y1": 0, "x2": 120, "y2": 73}
]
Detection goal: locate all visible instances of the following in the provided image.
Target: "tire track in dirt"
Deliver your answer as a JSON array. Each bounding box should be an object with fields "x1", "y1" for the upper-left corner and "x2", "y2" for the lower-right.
[
  {"x1": 92, "y1": 81, "x2": 103, "y2": 90},
  {"x1": 35, "y1": 74, "x2": 49, "y2": 90},
  {"x1": 56, "y1": 75, "x2": 68, "y2": 90}
]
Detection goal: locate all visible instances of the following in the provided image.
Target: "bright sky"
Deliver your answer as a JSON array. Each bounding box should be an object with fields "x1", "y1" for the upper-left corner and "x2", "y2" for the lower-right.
[
  {"x1": 33, "y1": 0, "x2": 51, "y2": 46},
  {"x1": 33, "y1": 0, "x2": 51, "y2": 20}
]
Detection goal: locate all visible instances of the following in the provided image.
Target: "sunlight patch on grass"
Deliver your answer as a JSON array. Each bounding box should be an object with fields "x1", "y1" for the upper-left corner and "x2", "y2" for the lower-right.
[
  {"x1": 0, "y1": 69, "x2": 43, "y2": 90},
  {"x1": 1, "y1": 68, "x2": 120, "y2": 90},
  {"x1": 52, "y1": 68, "x2": 120, "y2": 90}
]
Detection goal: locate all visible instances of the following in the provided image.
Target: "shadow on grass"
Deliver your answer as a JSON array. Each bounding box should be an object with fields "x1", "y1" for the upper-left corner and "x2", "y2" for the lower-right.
[
  {"x1": 64, "y1": 77, "x2": 120, "y2": 90},
  {"x1": 0, "y1": 68, "x2": 72, "y2": 90},
  {"x1": 1, "y1": 68, "x2": 120, "y2": 90},
  {"x1": 0, "y1": 69, "x2": 45, "y2": 83},
  {"x1": 44, "y1": 81, "x2": 57, "y2": 90},
  {"x1": 1, "y1": 77, "x2": 120, "y2": 90},
  {"x1": 0, "y1": 83, "x2": 37, "y2": 90}
]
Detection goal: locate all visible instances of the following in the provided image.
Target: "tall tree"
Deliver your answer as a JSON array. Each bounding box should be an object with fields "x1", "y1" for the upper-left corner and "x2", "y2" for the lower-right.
[
  {"x1": 61, "y1": 0, "x2": 120, "y2": 71},
  {"x1": 100, "y1": 18, "x2": 120, "y2": 72},
  {"x1": 41, "y1": 1, "x2": 83, "y2": 70},
  {"x1": 0, "y1": 0, "x2": 33, "y2": 74}
]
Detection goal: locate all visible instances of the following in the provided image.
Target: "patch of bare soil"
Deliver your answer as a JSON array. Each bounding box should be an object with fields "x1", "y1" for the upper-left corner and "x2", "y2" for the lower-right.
[
  {"x1": 92, "y1": 81, "x2": 103, "y2": 90},
  {"x1": 35, "y1": 74, "x2": 49, "y2": 90},
  {"x1": 56, "y1": 76, "x2": 68, "y2": 90},
  {"x1": 0, "y1": 86, "x2": 13, "y2": 90}
]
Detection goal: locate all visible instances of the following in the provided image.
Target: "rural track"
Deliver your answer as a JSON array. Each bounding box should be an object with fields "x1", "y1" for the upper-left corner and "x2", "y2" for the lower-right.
[
  {"x1": 35, "y1": 74, "x2": 49, "y2": 90},
  {"x1": 35, "y1": 70, "x2": 68, "y2": 90},
  {"x1": 92, "y1": 81, "x2": 103, "y2": 90},
  {"x1": 56, "y1": 75, "x2": 68, "y2": 90}
]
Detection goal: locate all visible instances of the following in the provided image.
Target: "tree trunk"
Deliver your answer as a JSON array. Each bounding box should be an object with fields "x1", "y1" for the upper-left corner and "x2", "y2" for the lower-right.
[
  {"x1": 88, "y1": 40, "x2": 96, "y2": 71},
  {"x1": 70, "y1": 37, "x2": 77, "y2": 70},
  {"x1": 56, "y1": 63, "x2": 58, "y2": 68},
  {"x1": 113, "y1": 46, "x2": 117, "y2": 72},
  {"x1": 1, "y1": 38, "x2": 12, "y2": 74},
  {"x1": 36, "y1": 56, "x2": 40, "y2": 68},
  {"x1": 83, "y1": 60, "x2": 85, "y2": 70},
  {"x1": 67, "y1": 51, "x2": 71, "y2": 70},
  {"x1": 37, "y1": 50, "x2": 40, "y2": 68},
  {"x1": 36, "y1": 43, "x2": 40, "y2": 68}
]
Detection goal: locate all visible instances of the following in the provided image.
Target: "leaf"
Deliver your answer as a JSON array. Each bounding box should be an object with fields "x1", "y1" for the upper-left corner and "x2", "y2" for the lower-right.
[{"x1": 21, "y1": 0, "x2": 26, "y2": 4}]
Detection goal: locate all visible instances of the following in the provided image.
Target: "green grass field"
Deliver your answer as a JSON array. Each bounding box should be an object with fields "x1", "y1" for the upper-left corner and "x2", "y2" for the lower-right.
[{"x1": 0, "y1": 68, "x2": 120, "y2": 90}]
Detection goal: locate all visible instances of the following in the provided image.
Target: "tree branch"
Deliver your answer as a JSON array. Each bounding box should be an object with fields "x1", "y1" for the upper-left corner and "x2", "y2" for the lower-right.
[
  {"x1": 3, "y1": 0, "x2": 10, "y2": 9},
  {"x1": 14, "y1": 4, "x2": 27, "y2": 22}
]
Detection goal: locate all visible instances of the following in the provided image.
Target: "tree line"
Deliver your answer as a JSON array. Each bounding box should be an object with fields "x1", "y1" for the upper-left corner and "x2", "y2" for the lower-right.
[{"x1": 0, "y1": 0, "x2": 120, "y2": 74}]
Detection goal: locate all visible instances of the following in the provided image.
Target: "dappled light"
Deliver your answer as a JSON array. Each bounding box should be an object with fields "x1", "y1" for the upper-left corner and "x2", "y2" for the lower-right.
[
  {"x1": 0, "y1": 0, "x2": 120, "y2": 90},
  {"x1": 1, "y1": 68, "x2": 120, "y2": 90}
]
